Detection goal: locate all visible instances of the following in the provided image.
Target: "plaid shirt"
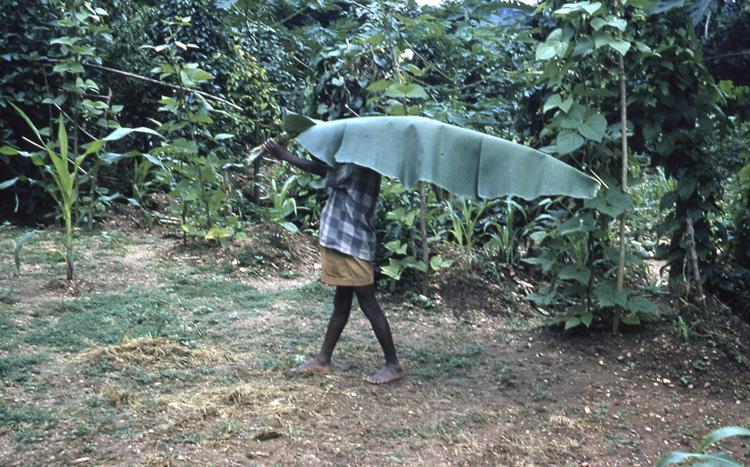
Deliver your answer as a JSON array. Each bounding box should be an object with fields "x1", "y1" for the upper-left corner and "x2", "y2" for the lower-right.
[{"x1": 319, "y1": 163, "x2": 381, "y2": 261}]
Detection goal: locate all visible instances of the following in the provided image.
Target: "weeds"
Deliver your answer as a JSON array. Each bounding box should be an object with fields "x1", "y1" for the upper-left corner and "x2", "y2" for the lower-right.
[
  {"x1": 405, "y1": 343, "x2": 483, "y2": 379},
  {"x1": 0, "y1": 402, "x2": 54, "y2": 426},
  {"x1": 0, "y1": 353, "x2": 49, "y2": 383},
  {"x1": 0, "y1": 288, "x2": 18, "y2": 305},
  {"x1": 495, "y1": 363, "x2": 517, "y2": 388}
]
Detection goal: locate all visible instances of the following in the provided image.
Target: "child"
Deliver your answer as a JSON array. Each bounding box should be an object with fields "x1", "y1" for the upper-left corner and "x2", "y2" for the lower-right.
[{"x1": 262, "y1": 138, "x2": 405, "y2": 384}]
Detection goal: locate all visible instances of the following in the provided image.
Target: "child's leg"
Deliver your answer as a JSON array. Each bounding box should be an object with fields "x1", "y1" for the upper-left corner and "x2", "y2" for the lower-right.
[
  {"x1": 292, "y1": 286, "x2": 353, "y2": 373},
  {"x1": 353, "y1": 284, "x2": 404, "y2": 384},
  {"x1": 318, "y1": 286, "x2": 354, "y2": 363}
]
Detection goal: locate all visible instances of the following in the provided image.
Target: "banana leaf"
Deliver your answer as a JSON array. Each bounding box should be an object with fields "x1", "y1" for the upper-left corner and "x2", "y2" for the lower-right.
[{"x1": 284, "y1": 114, "x2": 600, "y2": 201}]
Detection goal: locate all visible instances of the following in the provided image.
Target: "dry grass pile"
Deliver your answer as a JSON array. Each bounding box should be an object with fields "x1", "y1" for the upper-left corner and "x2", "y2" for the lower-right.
[
  {"x1": 79, "y1": 337, "x2": 234, "y2": 371},
  {"x1": 154, "y1": 379, "x2": 336, "y2": 426}
]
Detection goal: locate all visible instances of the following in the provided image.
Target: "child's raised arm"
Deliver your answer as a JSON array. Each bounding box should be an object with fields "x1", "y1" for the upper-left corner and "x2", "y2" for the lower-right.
[{"x1": 262, "y1": 138, "x2": 328, "y2": 177}]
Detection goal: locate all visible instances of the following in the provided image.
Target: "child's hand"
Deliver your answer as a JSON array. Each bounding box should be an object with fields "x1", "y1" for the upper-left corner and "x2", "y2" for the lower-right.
[{"x1": 262, "y1": 138, "x2": 287, "y2": 160}]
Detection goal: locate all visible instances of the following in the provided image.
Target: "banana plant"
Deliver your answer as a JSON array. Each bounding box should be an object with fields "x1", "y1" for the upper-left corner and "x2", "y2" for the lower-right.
[{"x1": 1, "y1": 103, "x2": 158, "y2": 281}]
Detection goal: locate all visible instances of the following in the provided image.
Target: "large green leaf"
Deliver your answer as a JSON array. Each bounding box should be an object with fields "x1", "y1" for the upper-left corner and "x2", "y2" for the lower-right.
[
  {"x1": 554, "y1": 1, "x2": 603, "y2": 16},
  {"x1": 287, "y1": 116, "x2": 599, "y2": 200},
  {"x1": 559, "y1": 264, "x2": 591, "y2": 285},
  {"x1": 656, "y1": 452, "x2": 741, "y2": 467},
  {"x1": 536, "y1": 28, "x2": 570, "y2": 60},
  {"x1": 591, "y1": 16, "x2": 628, "y2": 31},
  {"x1": 609, "y1": 40, "x2": 632, "y2": 56},
  {"x1": 585, "y1": 187, "x2": 633, "y2": 217},
  {"x1": 385, "y1": 83, "x2": 428, "y2": 99},
  {"x1": 555, "y1": 130, "x2": 586, "y2": 155},
  {"x1": 697, "y1": 427, "x2": 750, "y2": 452},
  {"x1": 578, "y1": 113, "x2": 607, "y2": 142},
  {"x1": 594, "y1": 281, "x2": 631, "y2": 308}
]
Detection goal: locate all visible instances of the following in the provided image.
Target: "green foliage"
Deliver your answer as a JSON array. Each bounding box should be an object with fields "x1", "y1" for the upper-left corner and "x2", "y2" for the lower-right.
[
  {"x1": 2, "y1": 0, "x2": 280, "y2": 235},
  {"x1": 377, "y1": 181, "x2": 450, "y2": 282},
  {"x1": 530, "y1": 0, "x2": 660, "y2": 328},
  {"x1": 258, "y1": 168, "x2": 305, "y2": 238},
  {"x1": 526, "y1": 0, "x2": 738, "y2": 326},
  {"x1": 522, "y1": 192, "x2": 659, "y2": 328},
  {"x1": 482, "y1": 197, "x2": 533, "y2": 265},
  {"x1": 141, "y1": 16, "x2": 237, "y2": 241},
  {"x1": 735, "y1": 161, "x2": 750, "y2": 267},
  {"x1": 620, "y1": 8, "x2": 725, "y2": 287},
  {"x1": 445, "y1": 198, "x2": 493, "y2": 267},
  {"x1": 0, "y1": 0, "x2": 65, "y2": 218},
  {"x1": 657, "y1": 426, "x2": 750, "y2": 466},
  {"x1": 2, "y1": 103, "x2": 156, "y2": 281},
  {"x1": 2, "y1": 0, "x2": 748, "y2": 329},
  {"x1": 46, "y1": 0, "x2": 134, "y2": 229}
]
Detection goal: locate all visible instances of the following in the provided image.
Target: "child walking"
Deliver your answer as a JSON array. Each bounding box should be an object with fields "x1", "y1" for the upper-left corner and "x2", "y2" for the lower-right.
[{"x1": 262, "y1": 139, "x2": 405, "y2": 384}]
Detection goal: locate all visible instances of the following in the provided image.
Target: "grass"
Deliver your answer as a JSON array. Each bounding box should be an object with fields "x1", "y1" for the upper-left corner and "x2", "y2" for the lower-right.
[
  {"x1": 404, "y1": 342, "x2": 483, "y2": 380},
  {"x1": 0, "y1": 401, "x2": 55, "y2": 427},
  {"x1": 0, "y1": 314, "x2": 17, "y2": 342},
  {"x1": 283, "y1": 280, "x2": 333, "y2": 303},
  {"x1": 7, "y1": 273, "x2": 281, "y2": 352},
  {"x1": 0, "y1": 287, "x2": 19, "y2": 305},
  {"x1": 0, "y1": 353, "x2": 49, "y2": 383},
  {"x1": 20, "y1": 288, "x2": 186, "y2": 351},
  {"x1": 163, "y1": 271, "x2": 260, "y2": 302}
]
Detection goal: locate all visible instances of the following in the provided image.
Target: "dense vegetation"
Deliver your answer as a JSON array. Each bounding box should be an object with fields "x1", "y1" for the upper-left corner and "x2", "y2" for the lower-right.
[{"x1": 1, "y1": 0, "x2": 749, "y2": 328}]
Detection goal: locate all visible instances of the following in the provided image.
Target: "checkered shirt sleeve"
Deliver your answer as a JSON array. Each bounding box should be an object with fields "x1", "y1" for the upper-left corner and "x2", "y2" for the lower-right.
[{"x1": 319, "y1": 163, "x2": 381, "y2": 261}]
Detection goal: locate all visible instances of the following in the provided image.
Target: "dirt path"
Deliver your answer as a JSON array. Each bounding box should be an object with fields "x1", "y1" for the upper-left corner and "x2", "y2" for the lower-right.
[{"x1": 1, "y1": 228, "x2": 749, "y2": 466}]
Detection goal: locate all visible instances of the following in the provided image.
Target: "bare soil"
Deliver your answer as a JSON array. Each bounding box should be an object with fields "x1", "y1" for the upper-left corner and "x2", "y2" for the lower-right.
[{"x1": 1, "y1": 224, "x2": 749, "y2": 466}]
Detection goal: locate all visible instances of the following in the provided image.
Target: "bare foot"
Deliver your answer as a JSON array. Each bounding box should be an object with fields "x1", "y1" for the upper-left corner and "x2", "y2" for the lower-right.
[
  {"x1": 366, "y1": 364, "x2": 405, "y2": 384},
  {"x1": 291, "y1": 357, "x2": 331, "y2": 374}
]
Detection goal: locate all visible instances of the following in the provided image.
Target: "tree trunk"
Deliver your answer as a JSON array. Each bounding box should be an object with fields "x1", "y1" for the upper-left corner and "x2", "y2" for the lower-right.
[
  {"x1": 420, "y1": 182, "x2": 430, "y2": 294},
  {"x1": 614, "y1": 52, "x2": 629, "y2": 334}
]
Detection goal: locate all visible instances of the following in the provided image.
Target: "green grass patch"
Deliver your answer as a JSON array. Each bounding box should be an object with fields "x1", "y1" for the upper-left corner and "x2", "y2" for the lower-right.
[
  {"x1": 0, "y1": 314, "x2": 17, "y2": 344},
  {"x1": 162, "y1": 272, "x2": 270, "y2": 307},
  {"x1": 21, "y1": 287, "x2": 193, "y2": 351},
  {"x1": 164, "y1": 274, "x2": 244, "y2": 299},
  {"x1": 0, "y1": 401, "x2": 54, "y2": 427},
  {"x1": 0, "y1": 287, "x2": 19, "y2": 305},
  {"x1": 283, "y1": 281, "x2": 333, "y2": 303},
  {"x1": 0, "y1": 353, "x2": 49, "y2": 383}
]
